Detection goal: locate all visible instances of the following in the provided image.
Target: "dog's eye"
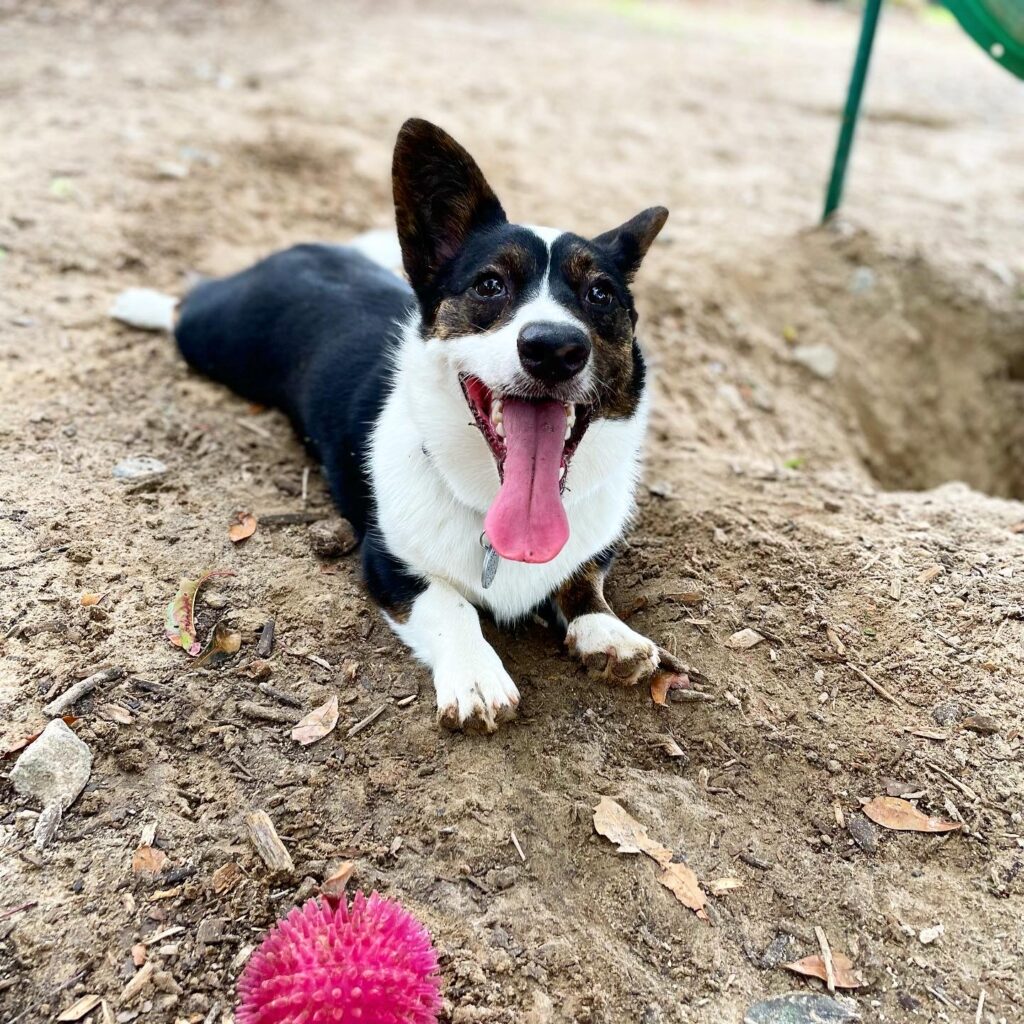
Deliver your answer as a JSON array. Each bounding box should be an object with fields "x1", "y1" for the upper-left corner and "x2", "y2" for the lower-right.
[
  {"x1": 585, "y1": 281, "x2": 613, "y2": 307},
  {"x1": 472, "y1": 274, "x2": 506, "y2": 300}
]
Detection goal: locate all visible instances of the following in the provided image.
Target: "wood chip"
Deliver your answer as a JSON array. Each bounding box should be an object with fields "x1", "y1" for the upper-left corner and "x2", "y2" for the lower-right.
[
  {"x1": 245, "y1": 811, "x2": 295, "y2": 873},
  {"x1": 211, "y1": 862, "x2": 242, "y2": 894},
  {"x1": 708, "y1": 876, "x2": 744, "y2": 895},
  {"x1": 238, "y1": 701, "x2": 296, "y2": 724},
  {"x1": 57, "y1": 995, "x2": 102, "y2": 1021},
  {"x1": 120, "y1": 962, "x2": 155, "y2": 1003},
  {"x1": 649, "y1": 734, "x2": 685, "y2": 758},
  {"x1": 510, "y1": 829, "x2": 526, "y2": 863},
  {"x1": 917, "y1": 564, "x2": 943, "y2": 584}
]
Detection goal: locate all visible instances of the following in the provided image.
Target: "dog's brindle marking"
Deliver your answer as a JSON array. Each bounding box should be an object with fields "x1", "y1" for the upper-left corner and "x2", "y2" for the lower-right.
[{"x1": 175, "y1": 118, "x2": 668, "y2": 732}]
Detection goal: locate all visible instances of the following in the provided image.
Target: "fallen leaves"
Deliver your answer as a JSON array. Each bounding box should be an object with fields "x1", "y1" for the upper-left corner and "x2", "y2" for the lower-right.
[
  {"x1": 131, "y1": 844, "x2": 168, "y2": 876},
  {"x1": 165, "y1": 569, "x2": 235, "y2": 655},
  {"x1": 861, "y1": 796, "x2": 961, "y2": 834},
  {"x1": 321, "y1": 860, "x2": 356, "y2": 897},
  {"x1": 784, "y1": 953, "x2": 864, "y2": 990},
  {"x1": 194, "y1": 621, "x2": 242, "y2": 669},
  {"x1": 291, "y1": 695, "x2": 340, "y2": 746},
  {"x1": 593, "y1": 797, "x2": 708, "y2": 921},
  {"x1": 79, "y1": 591, "x2": 103, "y2": 607},
  {"x1": 228, "y1": 512, "x2": 257, "y2": 543},
  {"x1": 726, "y1": 627, "x2": 764, "y2": 650}
]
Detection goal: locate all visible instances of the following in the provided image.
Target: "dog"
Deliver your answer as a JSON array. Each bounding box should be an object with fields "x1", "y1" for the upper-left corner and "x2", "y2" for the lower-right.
[{"x1": 175, "y1": 118, "x2": 669, "y2": 732}]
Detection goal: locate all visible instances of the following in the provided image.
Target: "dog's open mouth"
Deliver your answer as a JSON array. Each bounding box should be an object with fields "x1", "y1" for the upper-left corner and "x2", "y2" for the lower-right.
[{"x1": 460, "y1": 374, "x2": 592, "y2": 565}]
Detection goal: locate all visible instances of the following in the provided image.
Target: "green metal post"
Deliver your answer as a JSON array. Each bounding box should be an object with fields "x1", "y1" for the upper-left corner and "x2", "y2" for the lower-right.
[{"x1": 823, "y1": 0, "x2": 884, "y2": 220}]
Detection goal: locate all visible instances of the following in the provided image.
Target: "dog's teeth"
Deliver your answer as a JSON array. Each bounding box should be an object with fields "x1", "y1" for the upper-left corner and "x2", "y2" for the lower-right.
[
  {"x1": 495, "y1": 421, "x2": 505, "y2": 438},
  {"x1": 565, "y1": 424, "x2": 572, "y2": 440},
  {"x1": 559, "y1": 465, "x2": 566, "y2": 480},
  {"x1": 490, "y1": 399, "x2": 503, "y2": 428}
]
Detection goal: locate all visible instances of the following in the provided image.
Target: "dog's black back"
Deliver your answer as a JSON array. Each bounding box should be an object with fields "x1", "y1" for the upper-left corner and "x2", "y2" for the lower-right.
[{"x1": 175, "y1": 244, "x2": 415, "y2": 532}]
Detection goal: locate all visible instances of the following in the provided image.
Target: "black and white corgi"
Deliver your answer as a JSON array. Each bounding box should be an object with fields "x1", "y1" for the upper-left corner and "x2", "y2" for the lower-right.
[{"x1": 175, "y1": 118, "x2": 669, "y2": 733}]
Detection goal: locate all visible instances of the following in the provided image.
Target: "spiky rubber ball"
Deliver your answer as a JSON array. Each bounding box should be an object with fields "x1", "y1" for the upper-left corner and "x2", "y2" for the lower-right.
[{"x1": 237, "y1": 892, "x2": 442, "y2": 1024}]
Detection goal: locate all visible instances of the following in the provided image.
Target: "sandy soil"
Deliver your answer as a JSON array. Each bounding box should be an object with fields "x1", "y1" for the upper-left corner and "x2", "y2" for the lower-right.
[{"x1": 2, "y1": 1, "x2": 1023, "y2": 1022}]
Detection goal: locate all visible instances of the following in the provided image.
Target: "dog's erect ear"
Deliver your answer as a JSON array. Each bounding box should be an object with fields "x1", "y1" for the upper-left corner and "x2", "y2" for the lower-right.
[
  {"x1": 392, "y1": 118, "x2": 506, "y2": 294},
  {"x1": 592, "y1": 207, "x2": 669, "y2": 281}
]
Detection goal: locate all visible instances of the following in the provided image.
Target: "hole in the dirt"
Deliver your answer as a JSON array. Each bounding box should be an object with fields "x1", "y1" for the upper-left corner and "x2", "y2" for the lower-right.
[{"x1": 837, "y1": 259, "x2": 1024, "y2": 500}]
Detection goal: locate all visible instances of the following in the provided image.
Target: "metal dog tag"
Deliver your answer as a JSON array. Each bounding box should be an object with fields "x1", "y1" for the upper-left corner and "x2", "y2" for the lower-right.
[{"x1": 481, "y1": 538, "x2": 501, "y2": 590}]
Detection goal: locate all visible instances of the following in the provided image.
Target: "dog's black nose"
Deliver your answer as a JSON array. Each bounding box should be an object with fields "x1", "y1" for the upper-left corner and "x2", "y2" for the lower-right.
[{"x1": 517, "y1": 322, "x2": 591, "y2": 384}]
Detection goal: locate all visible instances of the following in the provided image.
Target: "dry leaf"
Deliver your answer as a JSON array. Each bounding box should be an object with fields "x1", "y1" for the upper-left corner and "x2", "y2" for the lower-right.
[
  {"x1": 99, "y1": 703, "x2": 133, "y2": 725},
  {"x1": 916, "y1": 564, "x2": 942, "y2": 584},
  {"x1": 726, "y1": 627, "x2": 764, "y2": 650},
  {"x1": 650, "y1": 674, "x2": 672, "y2": 706},
  {"x1": 3, "y1": 715, "x2": 78, "y2": 760},
  {"x1": 79, "y1": 592, "x2": 103, "y2": 607},
  {"x1": 322, "y1": 860, "x2": 356, "y2": 896},
  {"x1": 593, "y1": 798, "x2": 709, "y2": 921},
  {"x1": 131, "y1": 845, "x2": 168, "y2": 876},
  {"x1": 165, "y1": 569, "x2": 235, "y2": 655},
  {"x1": 57, "y1": 995, "x2": 103, "y2": 1021},
  {"x1": 211, "y1": 862, "x2": 242, "y2": 894},
  {"x1": 228, "y1": 512, "x2": 257, "y2": 543},
  {"x1": 649, "y1": 734, "x2": 685, "y2": 758},
  {"x1": 862, "y1": 796, "x2": 961, "y2": 833},
  {"x1": 659, "y1": 862, "x2": 709, "y2": 920},
  {"x1": 708, "y1": 876, "x2": 744, "y2": 895},
  {"x1": 291, "y1": 695, "x2": 340, "y2": 746},
  {"x1": 593, "y1": 797, "x2": 672, "y2": 867},
  {"x1": 784, "y1": 953, "x2": 864, "y2": 989},
  {"x1": 193, "y1": 621, "x2": 242, "y2": 668}
]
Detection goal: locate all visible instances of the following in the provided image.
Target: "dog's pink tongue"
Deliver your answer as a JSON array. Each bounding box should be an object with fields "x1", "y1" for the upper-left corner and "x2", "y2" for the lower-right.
[{"x1": 484, "y1": 399, "x2": 568, "y2": 563}]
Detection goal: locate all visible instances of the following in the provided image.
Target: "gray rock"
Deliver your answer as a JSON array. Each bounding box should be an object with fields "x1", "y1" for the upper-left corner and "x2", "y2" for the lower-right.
[
  {"x1": 757, "y1": 932, "x2": 797, "y2": 970},
  {"x1": 847, "y1": 815, "x2": 879, "y2": 854},
  {"x1": 11, "y1": 719, "x2": 93, "y2": 811},
  {"x1": 932, "y1": 701, "x2": 962, "y2": 727},
  {"x1": 113, "y1": 456, "x2": 168, "y2": 480},
  {"x1": 792, "y1": 344, "x2": 838, "y2": 380},
  {"x1": 744, "y1": 993, "x2": 860, "y2": 1024}
]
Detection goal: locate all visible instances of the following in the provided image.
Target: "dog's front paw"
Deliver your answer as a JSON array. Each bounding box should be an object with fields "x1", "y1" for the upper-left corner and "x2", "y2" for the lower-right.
[
  {"x1": 566, "y1": 612, "x2": 660, "y2": 687},
  {"x1": 433, "y1": 649, "x2": 520, "y2": 734}
]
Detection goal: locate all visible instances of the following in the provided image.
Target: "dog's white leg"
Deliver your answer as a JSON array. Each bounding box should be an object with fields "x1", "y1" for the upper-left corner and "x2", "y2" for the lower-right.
[
  {"x1": 390, "y1": 579, "x2": 520, "y2": 733},
  {"x1": 556, "y1": 558, "x2": 660, "y2": 687}
]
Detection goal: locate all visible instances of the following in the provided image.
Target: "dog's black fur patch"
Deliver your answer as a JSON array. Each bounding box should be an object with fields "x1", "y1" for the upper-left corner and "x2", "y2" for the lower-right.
[{"x1": 175, "y1": 243, "x2": 425, "y2": 609}]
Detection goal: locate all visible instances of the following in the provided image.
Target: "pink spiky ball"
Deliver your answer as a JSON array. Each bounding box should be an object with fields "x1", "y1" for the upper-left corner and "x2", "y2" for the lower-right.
[{"x1": 237, "y1": 892, "x2": 442, "y2": 1024}]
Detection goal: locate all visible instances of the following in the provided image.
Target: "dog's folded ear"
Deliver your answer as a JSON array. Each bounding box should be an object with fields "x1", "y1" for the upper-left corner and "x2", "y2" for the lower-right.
[
  {"x1": 393, "y1": 118, "x2": 507, "y2": 296},
  {"x1": 592, "y1": 207, "x2": 669, "y2": 281}
]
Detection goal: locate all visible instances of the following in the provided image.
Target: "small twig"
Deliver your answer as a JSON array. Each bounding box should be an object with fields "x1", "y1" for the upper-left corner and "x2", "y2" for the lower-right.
[
  {"x1": 347, "y1": 704, "x2": 387, "y2": 738},
  {"x1": 975, "y1": 990, "x2": 986, "y2": 1024},
  {"x1": 847, "y1": 663, "x2": 901, "y2": 706},
  {"x1": 257, "y1": 682, "x2": 302, "y2": 709},
  {"x1": 0, "y1": 901, "x2": 36, "y2": 922},
  {"x1": 301, "y1": 467, "x2": 310, "y2": 506},
  {"x1": 237, "y1": 418, "x2": 273, "y2": 440},
  {"x1": 257, "y1": 512, "x2": 321, "y2": 527},
  {"x1": 814, "y1": 925, "x2": 836, "y2": 995},
  {"x1": 238, "y1": 701, "x2": 296, "y2": 725},
  {"x1": 510, "y1": 829, "x2": 526, "y2": 863},
  {"x1": 926, "y1": 761, "x2": 980, "y2": 802},
  {"x1": 44, "y1": 666, "x2": 125, "y2": 716}
]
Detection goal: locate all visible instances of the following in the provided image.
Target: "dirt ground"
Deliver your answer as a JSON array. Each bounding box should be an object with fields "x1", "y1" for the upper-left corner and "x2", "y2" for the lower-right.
[{"x1": 2, "y1": 1, "x2": 1024, "y2": 1022}]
